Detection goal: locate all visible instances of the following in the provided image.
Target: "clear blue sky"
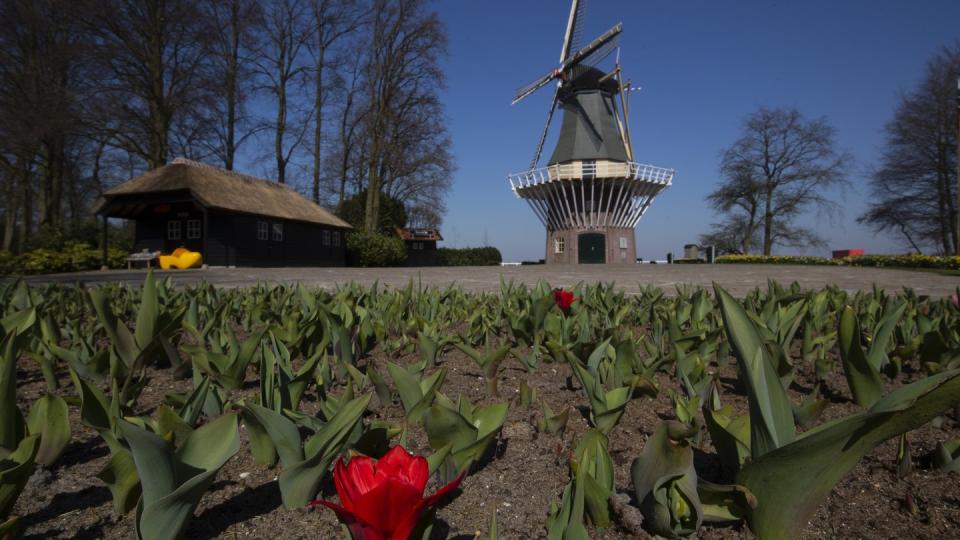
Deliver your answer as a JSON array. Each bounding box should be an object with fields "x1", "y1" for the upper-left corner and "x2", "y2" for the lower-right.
[{"x1": 433, "y1": 0, "x2": 960, "y2": 261}]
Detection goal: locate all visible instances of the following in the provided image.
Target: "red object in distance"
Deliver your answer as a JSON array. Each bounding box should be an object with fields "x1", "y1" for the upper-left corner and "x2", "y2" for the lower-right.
[
  {"x1": 553, "y1": 289, "x2": 575, "y2": 312},
  {"x1": 831, "y1": 249, "x2": 864, "y2": 259},
  {"x1": 311, "y1": 446, "x2": 464, "y2": 540}
]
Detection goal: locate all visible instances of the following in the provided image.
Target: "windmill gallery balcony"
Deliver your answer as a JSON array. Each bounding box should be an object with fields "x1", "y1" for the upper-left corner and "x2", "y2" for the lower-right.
[{"x1": 508, "y1": 160, "x2": 674, "y2": 231}]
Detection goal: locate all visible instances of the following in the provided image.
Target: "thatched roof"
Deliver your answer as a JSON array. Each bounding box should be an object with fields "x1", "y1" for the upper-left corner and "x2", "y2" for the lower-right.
[{"x1": 96, "y1": 158, "x2": 351, "y2": 228}]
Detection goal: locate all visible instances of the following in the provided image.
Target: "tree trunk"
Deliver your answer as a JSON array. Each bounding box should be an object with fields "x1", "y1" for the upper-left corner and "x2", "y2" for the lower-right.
[
  {"x1": 20, "y1": 172, "x2": 33, "y2": 250},
  {"x1": 3, "y1": 181, "x2": 19, "y2": 251},
  {"x1": 312, "y1": 47, "x2": 324, "y2": 203},
  {"x1": 224, "y1": 0, "x2": 241, "y2": 170},
  {"x1": 276, "y1": 79, "x2": 287, "y2": 183},
  {"x1": 147, "y1": 0, "x2": 168, "y2": 169},
  {"x1": 762, "y1": 188, "x2": 774, "y2": 255},
  {"x1": 937, "y1": 140, "x2": 953, "y2": 254}
]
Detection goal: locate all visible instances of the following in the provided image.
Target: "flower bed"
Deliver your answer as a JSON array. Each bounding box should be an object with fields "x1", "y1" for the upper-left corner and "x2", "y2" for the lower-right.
[
  {"x1": 3, "y1": 277, "x2": 959, "y2": 539},
  {"x1": 716, "y1": 253, "x2": 960, "y2": 270}
]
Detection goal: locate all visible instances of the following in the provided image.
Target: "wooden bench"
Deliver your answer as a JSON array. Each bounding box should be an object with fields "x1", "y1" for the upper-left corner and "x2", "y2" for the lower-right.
[{"x1": 126, "y1": 250, "x2": 161, "y2": 269}]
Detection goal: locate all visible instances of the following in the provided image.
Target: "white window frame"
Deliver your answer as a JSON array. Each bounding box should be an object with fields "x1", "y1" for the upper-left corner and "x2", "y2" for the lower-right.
[
  {"x1": 554, "y1": 236, "x2": 565, "y2": 254},
  {"x1": 167, "y1": 220, "x2": 182, "y2": 240},
  {"x1": 186, "y1": 219, "x2": 201, "y2": 239},
  {"x1": 257, "y1": 221, "x2": 269, "y2": 241},
  {"x1": 322, "y1": 230, "x2": 331, "y2": 246},
  {"x1": 272, "y1": 223, "x2": 284, "y2": 242},
  {"x1": 619, "y1": 236, "x2": 628, "y2": 249}
]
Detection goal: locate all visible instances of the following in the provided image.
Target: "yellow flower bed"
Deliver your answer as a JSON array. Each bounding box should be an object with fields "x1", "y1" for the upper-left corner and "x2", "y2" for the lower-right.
[{"x1": 716, "y1": 254, "x2": 960, "y2": 270}]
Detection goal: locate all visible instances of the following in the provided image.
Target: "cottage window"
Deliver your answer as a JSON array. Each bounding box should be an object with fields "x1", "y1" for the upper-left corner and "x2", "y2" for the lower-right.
[
  {"x1": 186, "y1": 220, "x2": 201, "y2": 239},
  {"x1": 322, "y1": 230, "x2": 331, "y2": 246},
  {"x1": 257, "y1": 221, "x2": 269, "y2": 241},
  {"x1": 272, "y1": 223, "x2": 284, "y2": 242},
  {"x1": 554, "y1": 236, "x2": 564, "y2": 254},
  {"x1": 332, "y1": 231, "x2": 340, "y2": 247},
  {"x1": 167, "y1": 220, "x2": 182, "y2": 240}
]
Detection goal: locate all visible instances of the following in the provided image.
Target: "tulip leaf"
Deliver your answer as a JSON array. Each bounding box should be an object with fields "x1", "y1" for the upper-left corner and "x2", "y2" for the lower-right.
[
  {"x1": 26, "y1": 394, "x2": 71, "y2": 467},
  {"x1": 96, "y1": 448, "x2": 142, "y2": 515},
  {"x1": 546, "y1": 468, "x2": 590, "y2": 540},
  {"x1": 423, "y1": 404, "x2": 479, "y2": 453},
  {"x1": 538, "y1": 401, "x2": 570, "y2": 435},
  {"x1": 933, "y1": 439, "x2": 960, "y2": 473},
  {"x1": 423, "y1": 398, "x2": 507, "y2": 479},
  {"x1": 697, "y1": 480, "x2": 756, "y2": 523},
  {"x1": 0, "y1": 335, "x2": 25, "y2": 454},
  {"x1": 120, "y1": 413, "x2": 240, "y2": 540},
  {"x1": 867, "y1": 302, "x2": 906, "y2": 371},
  {"x1": 0, "y1": 435, "x2": 39, "y2": 520},
  {"x1": 386, "y1": 362, "x2": 445, "y2": 422},
  {"x1": 632, "y1": 421, "x2": 702, "y2": 538},
  {"x1": 715, "y1": 285, "x2": 795, "y2": 458},
  {"x1": 838, "y1": 306, "x2": 884, "y2": 408},
  {"x1": 573, "y1": 429, "x2": 614, "y2": 528},
  {"x1": 736, "y1": 369, "x2": 960, "y2": 539},
  {"x1": 703, "y1": 405, "x2": 750, "y2": 477},
  {"x1": 281, "y1": 394, "x2": 370, "y2": 508},
  {"x1": 134, "y1": 270, "x2": 159, "y2": 352}
]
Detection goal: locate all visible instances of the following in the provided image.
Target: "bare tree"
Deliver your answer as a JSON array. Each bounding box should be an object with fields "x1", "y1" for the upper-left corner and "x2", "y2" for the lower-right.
[
  {"x1": 361, "y1": 0, "x2": 450, "y2": 231},
  {"x1": 333, "y1": 50, "x2": 367, "y2": 208},
  {"x1": 859, "y1": 45, "x2": 959, "y2": 255},
  {"x1": 256, "y1": 0, "x2": 313, "y2": 184},
  {"x1": 702, "y1": 166, "x2": 762, "y2": 253},
  {"x1": 202, "y1": 0, "x2": 264, "y2": 170},
  {"x1": 0, "y1": 0, "x2": 87, "y2": 248},
  {"x1": 711, "y1": 107, "x2": 850, "y2": 255},
  {"x1": 307, "y1": 0, "x2": 364, "y2": 202},
  {"x1": 83, "y1": 0, "x2": 218, "y2": 170}
]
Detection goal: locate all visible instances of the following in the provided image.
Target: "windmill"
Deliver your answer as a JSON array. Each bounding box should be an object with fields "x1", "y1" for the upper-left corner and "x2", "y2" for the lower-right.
[{"x1": 508, "y1": 0, "x2": 674, "y2": 264}]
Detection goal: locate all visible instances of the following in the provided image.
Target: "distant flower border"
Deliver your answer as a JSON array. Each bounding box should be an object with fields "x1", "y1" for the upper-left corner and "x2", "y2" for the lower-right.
[{"x1": 715, "y1": 254, "x2": 960, "y2": 270}]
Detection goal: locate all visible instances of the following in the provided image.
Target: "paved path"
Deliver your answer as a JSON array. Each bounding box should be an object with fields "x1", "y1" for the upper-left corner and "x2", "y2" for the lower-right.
[{"x1": 19, "y1": 264, "x2": 960, "y2": 297}]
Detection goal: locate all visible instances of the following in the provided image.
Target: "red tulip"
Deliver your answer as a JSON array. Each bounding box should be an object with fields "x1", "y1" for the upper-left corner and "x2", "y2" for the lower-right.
[
  {"x1": 311, "y1": 446, "x2": 464, "y2": 540},
  {"x1": 553, "y1": 289, "x2": 576, "y2": 312}
]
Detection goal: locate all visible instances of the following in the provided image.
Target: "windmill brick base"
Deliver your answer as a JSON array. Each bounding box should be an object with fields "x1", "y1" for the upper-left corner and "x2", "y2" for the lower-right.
[{"x1": 509, "y1": 160, "x2": 672, "y2": 264}]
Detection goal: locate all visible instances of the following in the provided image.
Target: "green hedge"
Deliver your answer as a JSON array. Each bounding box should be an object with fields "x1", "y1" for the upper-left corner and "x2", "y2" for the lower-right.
[
  {"x1": 0, "y1": 242, "x2": 128, "y2": 276},
  {"x1": 346, "y1": 231, "x2": 407, "y2": 267},
  {"x1": 436, "y1": 246, "x2": 502, "y2": 266},
  {"x1": 716, "y1": 254, "x2": 960, "y2": 270}
]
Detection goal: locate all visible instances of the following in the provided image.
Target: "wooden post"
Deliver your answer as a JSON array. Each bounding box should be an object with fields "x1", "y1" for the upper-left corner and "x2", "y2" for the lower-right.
[{"x1": 101, "y1": 214, "x2": 108, "y2": 270}]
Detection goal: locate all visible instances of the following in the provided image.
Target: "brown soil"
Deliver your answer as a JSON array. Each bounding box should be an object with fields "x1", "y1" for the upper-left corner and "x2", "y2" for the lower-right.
[{"x1": 11, "y1": 341, "x2": 960, "y2": 539}]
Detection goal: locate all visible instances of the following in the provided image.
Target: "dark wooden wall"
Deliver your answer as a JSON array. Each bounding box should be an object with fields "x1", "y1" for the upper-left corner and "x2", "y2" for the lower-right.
[
  {"x1": 122, "y1": 197, "x2": 347, "y2": 267},
  {"x1": 405, "y1": 240, "x2": 438, "y2": 267}
]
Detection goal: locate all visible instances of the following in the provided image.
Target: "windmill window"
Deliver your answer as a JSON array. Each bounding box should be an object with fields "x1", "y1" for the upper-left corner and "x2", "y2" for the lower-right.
[
  {"x1": 272, "y1": 223, "x2": 283, "y2": 242},
  {"x1": 257, "y1": 221, "x2": 269, "y2": 241},
  {"x1": 619, "y1": 236, "x2": 628, "y2": 249},
  {"x1": 167, "y1": 220, "x2": 182, "y2": 240},
  {"x1": 186, "y1": 220, "x2": 201, "y2": 239},
  {"x1": 555, "y1": 236, "x2": 565, "y2": 254},
  {"x1": 322, "y1": 230, "x2": 331, "y2": 246}
]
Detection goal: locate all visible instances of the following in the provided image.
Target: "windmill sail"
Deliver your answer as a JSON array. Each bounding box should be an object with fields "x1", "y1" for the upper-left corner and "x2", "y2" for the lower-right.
[{"x1": 507, "y1": 0, "x2": 675, "y2": 265}]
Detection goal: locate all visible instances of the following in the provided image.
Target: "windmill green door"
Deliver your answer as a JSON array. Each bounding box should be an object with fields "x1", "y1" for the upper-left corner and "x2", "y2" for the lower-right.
[{"x1": 578, "y1": 233, "x2": 605, "y2": 264}]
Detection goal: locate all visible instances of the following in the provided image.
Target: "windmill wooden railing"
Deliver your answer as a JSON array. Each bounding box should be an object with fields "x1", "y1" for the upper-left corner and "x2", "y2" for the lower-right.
[{"x1": 508, "y1": 161, "x2": 674, "y2": 231}]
